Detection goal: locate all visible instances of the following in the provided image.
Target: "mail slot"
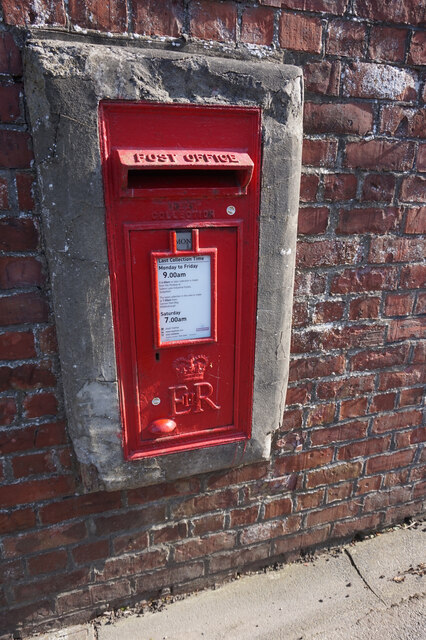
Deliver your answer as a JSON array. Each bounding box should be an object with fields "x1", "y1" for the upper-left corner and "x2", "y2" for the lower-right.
[{"x1": 99, "y1": 102, "x2": 261, "y2": 459}]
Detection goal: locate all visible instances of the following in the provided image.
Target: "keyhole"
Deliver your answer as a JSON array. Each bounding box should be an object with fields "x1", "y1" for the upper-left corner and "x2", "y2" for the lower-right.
[{"x1": 155, "y1": 352, "x2": 160, "y2": 361}]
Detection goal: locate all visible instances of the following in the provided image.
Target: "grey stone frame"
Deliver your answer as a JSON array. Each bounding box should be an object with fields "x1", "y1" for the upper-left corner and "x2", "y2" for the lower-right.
[{"x1": 24, "y1": 38, "x2": 303, "y2": 491}]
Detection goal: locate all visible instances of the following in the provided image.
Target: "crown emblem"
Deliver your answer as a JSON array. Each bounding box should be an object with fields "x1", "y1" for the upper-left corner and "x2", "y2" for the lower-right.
[{"x1": 173, "y1": 354, "x2": 209, "y2": 382}]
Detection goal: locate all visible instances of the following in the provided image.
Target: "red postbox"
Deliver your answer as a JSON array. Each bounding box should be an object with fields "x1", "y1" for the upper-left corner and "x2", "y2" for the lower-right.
[{"x1": 99, "y1": 102, "x2": 261, "y2": 459}]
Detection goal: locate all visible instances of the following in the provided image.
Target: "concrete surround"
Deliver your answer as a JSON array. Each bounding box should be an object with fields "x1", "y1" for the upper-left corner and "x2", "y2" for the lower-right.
[{"x1": 24, "y1": 39, "x2": 302, "y2": 491}]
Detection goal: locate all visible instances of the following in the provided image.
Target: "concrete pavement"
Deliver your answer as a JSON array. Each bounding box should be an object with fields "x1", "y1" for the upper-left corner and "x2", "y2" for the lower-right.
[{"x1": 32, "y1": 523, "x2": 425, "y2": 640}]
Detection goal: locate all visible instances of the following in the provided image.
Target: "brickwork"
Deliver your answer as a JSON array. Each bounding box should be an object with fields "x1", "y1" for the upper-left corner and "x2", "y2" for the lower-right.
[{"x1": 0, "y1": 0, "x2": 425, "y2": 636}]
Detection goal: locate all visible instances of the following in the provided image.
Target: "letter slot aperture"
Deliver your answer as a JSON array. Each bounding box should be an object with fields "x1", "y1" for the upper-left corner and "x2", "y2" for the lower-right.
[{"x1": 99, "y1": 102, "x2": 261, "y2": 459}]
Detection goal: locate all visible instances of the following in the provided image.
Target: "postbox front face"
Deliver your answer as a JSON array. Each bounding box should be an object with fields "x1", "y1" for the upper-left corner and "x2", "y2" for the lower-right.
[{"x1": 99, "y1": 102, "x2": 261, "y2": 459}]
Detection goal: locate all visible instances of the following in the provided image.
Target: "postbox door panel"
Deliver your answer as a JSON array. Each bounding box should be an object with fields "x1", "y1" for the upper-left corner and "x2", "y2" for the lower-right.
[{"x1": 128, "y1": 226, "x2": 239, "y2": 454}]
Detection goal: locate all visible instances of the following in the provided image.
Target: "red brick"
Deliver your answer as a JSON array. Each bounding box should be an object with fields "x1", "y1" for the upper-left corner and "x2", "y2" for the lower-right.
[
  {"x1": 0, "y1": 177, "x2": 9, "y2": 209},
  {"x1": 279, "y1": 0, "x2": 349, "y2": 13},
  {"x1": 399, "y1": 387, "x2": 423, "y2": 407},
  {"x1": 333, "y1": 513, "x2": 381, "y2": 538},
  {"x1": 229, "y1": 505, "x2": 259, "y2": 527},
  {"x1": 366, "y1": 449, "x2": 415, "y2": 474},
  {"x1": 300, "y1": 174, "x2": 319, "y2": 202},
  {"x1": 0, "y1": 421, "x2": 67, "y2": 455},
  {"x1": 27, "y1": 550, "x2": 68, "y2": 576},
  {"x1": 0, "y1": 130, "x2": 33, "y2": 168},
  {"x1": 68, "y1": 0, "x2": 127, "y2": 32},
  {"x1": 72, "y1": 540, "x2": 110, "y2": 565},
  {"x1": 151, "y1": 522, "x2": 188, "y2": 544},
  {"x1": 303, "y1": 60, "x2": 340, "y2": 96},
  {"x1": 343, "y1": 62, "x2": 417, "y2": 101},
  {"x1": 97, "y1": 549, "x2": 167, "y2": 581},
  {"x1": 0, "y1": 331, "x2": 35, "y2": 360},
  {"x1": 294, "y1": 271, "x2": 327, "y2": 296},
  {"x1": 400, "y1": 264, "x2": 426, "y2": 288},
  {"x1": 207, "y1": 463, "x2": 268, "y2": 490},
  {"x1": 16, "y1": 171, "x2": 35, "y2": 210},
  {"x1": 298, "y1": 207, "x2": 329, "y2": 234},
  {"x1": 0, "y1": 396, "x2": 17, "y2": 425},
  {"x1": 56, "y1": 589, "x2": 92, "y2": 615},
  {"x1": 289, "y1": 354, "x2": 345, "y2": 382},
  {"x1": 133, "y1": 560, "x2": 204, "y2": 592},
  {"x1": 395, "y1": 425, "x2": 426, "y2": 449},
  {"x1": 172, "y1": 488, "x2": 240, "y2": 519},
  {"x1": 317, "y1": 375, "x2": 375, "y2": 400},
  {"x1": 384, "y1": 293, "x2": 414, "y2": 316},
  {"x1": 12, "y1": 451, "x2": 56, "y2": 478},
  {"x1": 339, "y1": 397, "x2": 368, "y2": 420},
  {"x1": 3, "y1": 521, "x2": 86, "y2": 557},
  {"x1": 0, "y1": 217, "x2": 38, "y2": 251},
  {"x1": 405, "y1": 207, "x2": 426, "y2": 234},
  {"x1": 0, "y1": 362, "x2": 56, "y2": 392},
  {"x1": 306, "y1": 500, "x2": 358, "y2": 527},
  {"x1": 345, "y1": 140, "x2": 415, "y2": 171},
  {"x1": 409, "y1": 31, "x2": 426, "y2": 64},
  {"x1": 279, "y1": 13, "x2": 322, "y2": 53},
  {"x1": 304, "y1": 102, "x2": 373, "y2": 135},
  {"x1": 306, "y1": 462, "x2": 363, "y2": 488},
  {"x1": 383, "y1": 500, "x2": 424, "y2": 526},
  {"x1": 132, "y1": 0, "x2": 183, "y2": 36},
  {"x1": 413, "y1": 480, "x2": 426, "y2": 499},
  {"x1": 296, "y1": 238, "x2": 361, "y2": 268},
  {"x1": 379, "y1": 366, "x2": 425, "y2": 391},
  {"x1": 0, "y1": 84, "x2": 21, "y2": 123},
  {"x1": 354, "y1": 0, "x2": 425, "y2": 26},
  {"x1": 285, "y1": 384, "x2": 312, "y2": 406},
  {"x1": 307, "y1": 403, "x2": 335, "y2": 426},
  {"x1": 418, "y1": 145, "x2": 426, "y2": 172},
  {"x1": 370, "y1": 236, "x2": 424, "y2": 264},
  {"x1": 275, "y1": 448, "x2": 334, "y2": 475},
  {"x1": 350, "y1": 344, "x2": 409, "y2": 372},
  {"x1": 292, "y1": 324, "x2": 385, "y2": 354},
  {"x1": 327, "y1": 481, "x2": 353, "y2": 502},
  {"x1": 189, "y1": 0, "x2": 237, "y2": 41},
  {"x1": 356, "y1": 476, "x2": 382, "y2": 495},
  {"x1": 412, "y1": 343, "x2": 425, "y2": 364},
  {"x1": 23, "y1": 392, "x2": 58, "y2": 418},
  {"x1": 313, "y1": 300, "x2": 344, "y2": 323},
  {"x1": 415, "y1": 293, "x2": 426, "y2": 315},
  {"x1": 191, "y1": 513, "x2": 225, "y2": 536},
  {"x1": 2, "y1": 0, "x2": 66, "y2": 26},
  {"x1": 303, "y1": 139, "x2": 338, "y2": 167},
  {"x1": 292, "y1": 301, "x2": 309, "y2": 327},
  {"x1": 323, "y1": 173, "x2": 357, "y2": 201},
  {"x1": 368, "y1": 26, "x2": 407, "y2": 63},
  {"x1": 40, "y1": 491, "x2": 121, "y2": 524},
  {"x1": 370, "y1": 392, "x2": 396, "y2": 412},
  {"x1": 0, "y1": 32, "x2": 22, "y2": 75},
  {"x1": 38, "y1": 326, "x2": 58, "y2": 354},
  {"x1": 0, "y1": 475, "x2": 75, "y2": 509},
  {"x1": 372, "y1": 408, "x2": 422, "y2": 434},
  {"x1": 361, "y1": 174, "x2": 395, "y2": 203},
  {"x1": 16, "y1": 566, "x2": 90, "y2": 602},
  {"x1": 275, "y1": 430, "x2": 304, "y2": 452},
  {"x1": 91, "y1": 579, "x2": 131, "y2": 604},
  {"x1": 273, "y1": 525, "x2": 331, "y2": 557},
  {"x1": 364, "y1": 486, "x2": 412, "y2": 512},
  {"x1": 380, "y1": 106, "x2": 425, "y2": 138},
  {"x1": 326, "y1": 20, "x2": 366, "y2": 57},
  {"x1": 401, "y1": 176, "x2": 426, "y2": 202},
  {"x1": 409, "y1": 467, "x2": 425, "y2": 483},
  {"x1": 113, "y1": 531, "x2": 150, "y2": 555},
  {"x1": 175, "y1": 532, "x2": 236, "y2": 563},
  {"x1": 310, "y1": 420, "x2": 368, "y2": 446},
  {"x1": 241, "y1": 6, "x2": 274, "y2": 45},
  {"x1": 337, "y1": 207, "x2": 401, "y2": 234},
  {"x1": 209, "y1": 542, "x2": 270, "y2": 573},
  {"x1": 0, "y1": 507, "x2": 36, "y2": 534},
  {"x1": 240, "y1": 516, "x2": 301, "y2": 546},
  {"x1": 388, "y1": 317, "x2": 426, "y2": 342},
  {"x1": 0, "y1": 256, "x2": 43, "y2": 289},
  {"x1": 296, "y1": 489, "x2": 324, "y2": 511},
  {"x1": 0, "y1": 559, "x2": 24, "y2": 585},
  {"x1": 264, "y1": 497, "x2": 292, "y2": 520},
  {"x1": 127, "y1": 477, "x2": 201, "y2": 505},
  {"x1": 357, "y1": 451, "x2": 394, "y2": 479},
  {"x1": 331, "y1": 266, "x2": 398, "y2": 293},
  {"x1": 349, "y1": 296, "x2": 380, "y2": 320},
  {"x1": 0, "y1": 291, "x2": 49, "y2": 325}
]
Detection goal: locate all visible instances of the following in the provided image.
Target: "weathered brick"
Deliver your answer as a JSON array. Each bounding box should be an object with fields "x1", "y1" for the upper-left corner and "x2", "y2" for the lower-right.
[
  {"x1": 273, "y1": 525, "x2": 331, "y2": 557},
  {"x1": 388, "y1": 317, "x2": 426, "y2": 342},
  {"x1": 370, "y1": 392, "x2": 396, "y2": 412},
  {"x1": 310, "y1": 419, "x2": 368, "y2": 446},
  {"x1": 302, "y1": 139, "x2": 338, "y2": 167},
  {"x1": 208, "y1": 543, "x2": 270, "y2": 574},
  {"x1": 349, "y1": 296, "x2": 380, "y2": 320},
  {"x1": 304, "y1": 60, "x2": 340, "y2": 96},
  {"x1": 409, "y1": 31, "x2": 426, "y2": 64},
  {"x1": 361, "y1": 174, "x2": 396, "y2": 203},
  {"x1": 368, "y1": 26, "x2": 407, "y2": 63},
  {"x1": 56, "y1": 589, "x2": 92, "y2": 615},
  {"x1": 400, "y1": 263, "x2": 426, "y2": 288},
  {"x1": 240, "y1": 516, "x2": 301, "y2": 545},
  {"x1": 304, "y1": 102, "x2": 373, "y2": 135},
  {"x1": 0, "y1": 362, "x2": 56, "y2": 392},
  {"x1": 132, "y1": 0, "x2": 184, "y2": 37},
  {"x1": 356, "y1": 476, "x2": 382, "y2": 495},
  {"x1": 68, "y1": 0, "x2": 127, "y2": 32},
  {"x1": 365, "y1": 450, "x2": 415, "y2": 474},
  {"x1": 0, "y1": 421, "x2": 67, "y2": 455},
  {"x1": 97, "y1": 549, "x2": 167, "y2": 581},
  {"x1": 27, "y1": 550, "x2": 68, "y2": 576},
  {"x1": 229, "y1": 505, "x2": 259, "y2": 527},
  {"x1": 405, "y1": 207, "x2": 426, "y2": 234},
  {"x1": 379, "y1": 366, "x2": 425, "y2": 391},
  {"x1": 337, "y1": 207, "x2": 401, "y2": 234},
  {"x1": 127, "y1": 477, "x2": 200, "y2": 505},
  {"x1": 279, "y1": 13, "x2": 322, "y2": 53},
  {"x1": 296, "y1": 238, "x2": 361, "y2": 268},
  {"x1": 343, "y1": 62, "x2": 417, "y2": 101},
  {"x1": 333, "y1": 513, "x2": 381, "y2": 538},
  {"x1": 331, "y1": 266, "x2": 398, "y2": 293},
  {"x1": 90, "y1": 580, "x2": 131, "y2": 604},
  {"x1": 399, "y1": 387, "x2": 423, "y2": 408},
  {"x1": 307, "y1": 403, "x2": 335, "y2": 427},
  {"x1": 0, "y1": 475, "x2": 75, "y2": 509},
  {"x1": 40, "y1": 491, "x2": 122, "y2": 525},
  {"x1": 0, "y1": 217, "x2": 38, "y2": 251},
  {"x1": 0, "y1": 32, "x2": 22, "y2": 75},
  {"x1": 296, "y1": 489, "x2": 324, "y2": 511},
  {"x1": 174, "y1": 532, "x2": 236, "y2": 562},
  {"x1": 264, "y1": 497, "x2": 293, "y2": 520},
  {"x1": 1, "y1": 0, "x2": 66, "y2": 26},
  {"x1": 16, "y1": 172, "x2": 35, "y2": 210},
  {"x1": 0, "y1": 507, "x2": 36, "y2": 534},
  {"x1": 354, "y1": 0, "x2": 425, "y2": 26},
  {"x1": 275, "y1": 448, "x2": 334, "y2": 475},
  {"x1": 350, "y1": 344, "x2": 409, "y2": 372},
  {"x1": 306, "y1": 500, "x2": 358, "y2": 527},
  {"x1": 313, "y1": 300, "x2": 344, "y2": 323},
  {"x1": 369, "y1": 236, "x2": 425, "y2": 264},
  {"x1": 0, "y1": 84, "x2": 21, "y2": 123},
  {"x1": 0, "y1": 396, "x2": 17, "y2": 425},
  {"x1": 326, "y1": 481, "x2": 353, "y2": 502},
  {"x1": 372, "y1": 409, "x2": 422, "y2": 434},
  {"x1": 0, "y1": 291, "x2": 49, "y2": 325},
  {"x1": 384, "y1": 293, "x2": 414, "y2": 317},
  {"x1": 292, "y1": 301, "x2": 309, "y2": 327},
  {"x1": 323, "y1": 173, "x2": 357, "y2": 201},
  {"x1": 241, "y1": 6, "x2": 274, "y2": 45},
  {"x1": 300, "y1": 174, "x2": 319, "y2": 202},
  {"x1": 294, "y1": 271, "x2": 327, "y2": 296},
  {"x1": 0, "y1": 331, "x2": 36, "y2": 360},
  {"x1": 345, "y1": 140, "x2": 415, "y2": 171},
  {"x1": 298, "y1": 207, "x2": 329, "y2": 234},
  {"x1": 285, "y1": 383, "x2": 312, "y2": 406},
  {"x1": 0, "y1": 256, "x2": 43, "y2": 289},
  {"x1": 189, "y1": 0, "x2": 237, "y2": 41},
  {"x1": 172, "y1": 488, "x2": 239, "y2": 518},
  {"x1": 72, "y1": 539, "x2": 110, "y2": 565},
  {"x1": 400, "y1": 176, "x2": 426, "y2": 202},
  {"x1": 207, "y1": 463, "x2": 268, "y2": 490},
  {"x1": 191, "y1": 513, "x2": 225, "y2": 536},
  {"x1": 326, "y1": 20, "x2": 366, "y2": 57},
  {"x1": 12, "y1": 451, "x2": 55, "y2": 478},
  {"x1": 395, "y1": 426, "x2": 426, "y2": 449},
  {"x1": 339, "y1": 398, "x2": 368, "y2": 420},
  {"x1": 0, "y1": 130, "x2": 33, "y2": 168},
  {"x1": 93, "y1": 504, "x2": 166, "y2": 535},
  {"x1": 306, "y1": 462, "x2": 363, "y2": 488},
  {"x1": 289, "y1": 354, "x2": 345, "y2": 382},
  {"x1": 418, "y1": 145, "x2": 426, "y2": 172},
  {"x1": 380, "y1": 106, "x2": 425, "y2": 138},
  {"x1": 278, "y1": 0, "x2": 349, "y2": 13},
  {"x1": 3, "y1": 521, "x2": 86, "y2": 558},
  {"x1": 316, "y1": 376, "x2": 374, "y2": 400}
]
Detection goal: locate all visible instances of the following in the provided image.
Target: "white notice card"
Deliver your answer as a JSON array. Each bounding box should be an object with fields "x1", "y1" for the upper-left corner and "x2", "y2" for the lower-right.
[{"x1": 157, "y1": 255, "x2": 211, "y2": 343}]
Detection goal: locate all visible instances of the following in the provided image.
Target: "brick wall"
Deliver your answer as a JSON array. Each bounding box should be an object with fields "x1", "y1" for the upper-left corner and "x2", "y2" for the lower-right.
[{"x1": 0, "y1": 0, "x2": 425, "y2": 635}]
